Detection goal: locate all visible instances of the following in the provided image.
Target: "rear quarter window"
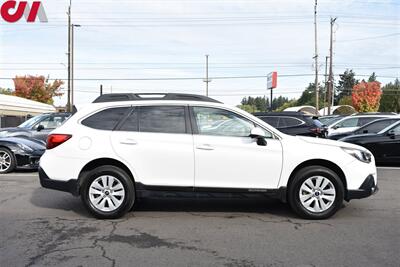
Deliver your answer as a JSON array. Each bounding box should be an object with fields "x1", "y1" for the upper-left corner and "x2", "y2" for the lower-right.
[
  {"x1": 82, "y1": 107, "x2": 130, "y2": 130},
  {"x1": 259, "y1": 116, "x2": 279, "y2": 127}
]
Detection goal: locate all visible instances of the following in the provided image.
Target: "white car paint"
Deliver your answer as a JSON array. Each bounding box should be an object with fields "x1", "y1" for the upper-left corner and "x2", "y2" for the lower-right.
[
  {"x1": 327, "y1": 115, "x2": 393, "y2": 137},
  {"x1": 39, "y1": 99, "x2": 377, "y2": 195}
]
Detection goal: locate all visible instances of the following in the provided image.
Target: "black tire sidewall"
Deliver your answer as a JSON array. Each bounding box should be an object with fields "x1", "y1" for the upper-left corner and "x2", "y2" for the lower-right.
[
  {"x1": 81, "y1": 165, "x2": 135, "y2": 219},
  {"x1": 288, "y1": 166, "x2": 344, "y2": 220},
  {"x1": 0, "y1": 147, "x2": 16, "y2": 174}
]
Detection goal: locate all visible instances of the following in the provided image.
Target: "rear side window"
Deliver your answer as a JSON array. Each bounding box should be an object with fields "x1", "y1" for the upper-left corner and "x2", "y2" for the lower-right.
[
  {"x1": 357, "y1": 117, "x2": 380, "y2": 126},
  {"x1": 119, "y1": 108, "x2": 138, "y2": 131},
  {"x1": 82, "y1": 107, "x2": 130, "y2": 130},
  {"x1": 139, "y1": 106, "x2": 186, "y2": 134},
  {"x1": 337, "y1": 118, "x2": 358, "y2": 128},
  {"x1": 259, "y1": 116, "x2": 279, "y2": 127},
  {"x1": 278, "y1": 117, "x2": 303, "y2": 128}
]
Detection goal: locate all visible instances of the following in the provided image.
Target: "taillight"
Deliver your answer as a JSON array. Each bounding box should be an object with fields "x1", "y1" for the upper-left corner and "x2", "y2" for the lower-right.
[
  {"x1": 46, "y1": 134, "x2": 72, "y2": 149},
  {"x1": 310, "y1": 128, "x2": 322, "y2": 134}
]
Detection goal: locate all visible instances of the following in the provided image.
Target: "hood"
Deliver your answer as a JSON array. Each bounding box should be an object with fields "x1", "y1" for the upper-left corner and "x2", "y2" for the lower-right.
[
  {"x1": 0, "y1": 127, "x2": 30, "y2": 133},
  {"x1": 297, "y1": 136, "x2": 366, "y2": 150},
  {"x1": 0, "y1": 136, "x2": 45, "y2": 150}
]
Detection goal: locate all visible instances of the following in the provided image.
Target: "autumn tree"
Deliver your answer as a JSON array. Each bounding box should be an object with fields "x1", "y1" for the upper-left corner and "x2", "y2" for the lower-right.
[
  {"x1": 352, "y1": 81, "x2": 382, "y2": 112},
  {"x1": 13, "y1": 75, "x2": 63, "y2": 104}
]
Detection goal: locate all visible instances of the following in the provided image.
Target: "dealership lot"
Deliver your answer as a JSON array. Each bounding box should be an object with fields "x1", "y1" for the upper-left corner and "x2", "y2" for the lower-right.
[{"x1": 0, "y1": 168, "x2": 398, "y2": 267}]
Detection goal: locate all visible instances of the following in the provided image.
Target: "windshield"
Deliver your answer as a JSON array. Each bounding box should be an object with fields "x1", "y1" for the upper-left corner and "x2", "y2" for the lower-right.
[{"x1": 18, "y1": 114, "x2": 47, "y2": 129}]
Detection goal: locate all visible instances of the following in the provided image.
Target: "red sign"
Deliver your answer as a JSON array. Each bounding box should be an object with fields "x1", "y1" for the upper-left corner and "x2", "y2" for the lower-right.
[
  {"x1": 267, "y1": 72, "x2": 277, "y2": 89},
  {"x1": 1, "y1": 1, "x2": 47, "y2": 23}
]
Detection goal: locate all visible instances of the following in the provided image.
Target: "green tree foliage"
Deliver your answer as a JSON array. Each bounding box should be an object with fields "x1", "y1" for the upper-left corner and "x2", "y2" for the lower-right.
[
  {"x1": 297, "y1": 83, "x2": 324, "y2": 107},
  {"x1": 379, "y1": 79, "x2": 400, "y2": 113},
  {"x1": 368, "y1": 72, "x2": 377, "y2": 82},
  {"x1": 238, "y1": 95, "x2": 293, "y2": 113},
  {"x1": 335, "y1": 69, "x2": 358, "y2": 104}
]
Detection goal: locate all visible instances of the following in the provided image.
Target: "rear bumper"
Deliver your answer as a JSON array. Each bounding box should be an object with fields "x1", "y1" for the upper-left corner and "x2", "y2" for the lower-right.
[
  {"x1": 346, "y1": 175, "x2": 378, "y2": 201},
  {"x1": 38, "y1": 167, "x2": 79, "y2": 196}
]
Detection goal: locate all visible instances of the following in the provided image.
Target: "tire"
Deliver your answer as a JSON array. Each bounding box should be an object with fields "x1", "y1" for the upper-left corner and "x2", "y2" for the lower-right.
[
  {"x1": 0, "y1": 147, "x2": 16, "y2": 174},
  {"x1": 80, "y1": 165, "x2": 135, "y2": 219},
  {"x1": 288, "y1": 165, "x2": 344, "y2": 220}
]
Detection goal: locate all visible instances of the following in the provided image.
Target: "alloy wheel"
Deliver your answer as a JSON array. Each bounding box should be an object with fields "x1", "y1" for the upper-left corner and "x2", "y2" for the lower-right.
[
  {"x1": 299, "y1": 176, "x2": 336, "y2": 213},
  {"x1": 88, "y1": 175, "x2": 125, "y2": 212},
  {"x1": 0, "y1": 151, "x2": 12, "y2": 172}
]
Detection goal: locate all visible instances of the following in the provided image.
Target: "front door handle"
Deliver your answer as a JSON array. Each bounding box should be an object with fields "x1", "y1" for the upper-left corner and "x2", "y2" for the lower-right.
[
  {"x1": 120, "y1": 138, "x2": 138, "y2": 145},
  {"x1": 196, "y1": 144, "x2": 214, "y2": 150}
]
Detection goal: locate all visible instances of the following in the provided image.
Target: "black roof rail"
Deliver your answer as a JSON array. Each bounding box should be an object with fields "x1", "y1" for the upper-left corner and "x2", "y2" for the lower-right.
[{"x1": 92, "y1": 93, "x2": 222, "y2": 104}]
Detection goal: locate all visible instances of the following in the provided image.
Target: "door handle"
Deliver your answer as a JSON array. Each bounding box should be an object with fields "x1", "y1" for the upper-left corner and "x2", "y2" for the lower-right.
[
  {"x1": 196, "y1": 144, "x2": 214, "y2": 150},
  {"x1": 120, "y1": 139, "x2": 138, "y2": 145}
]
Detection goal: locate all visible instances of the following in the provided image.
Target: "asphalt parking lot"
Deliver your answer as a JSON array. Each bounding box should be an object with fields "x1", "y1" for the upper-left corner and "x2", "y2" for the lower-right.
[{"x1": 0, "y1": 168, "x2": 399, "y2": 267}]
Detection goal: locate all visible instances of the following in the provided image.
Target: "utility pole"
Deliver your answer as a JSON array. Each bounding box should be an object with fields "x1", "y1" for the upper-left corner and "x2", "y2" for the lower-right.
[
  {"x1": 323, "y1": 56, "x2": 329, "y2": 115},
  {"x1": 100, "y1": 84, "x2": 103, "y2": 95},
  {"x1": 327, "y1": 17, "x2": 337, "y2": 115},
  {"x1": 67, "y1": 0, "x2": 71, "y2": 112},
  {"x1": 314, "y1": 0, "x2": 319, "y2": 111},
  {"x1": 71, "y1": 23, "x2": 81, "y2": 109},
  {"x1": 204, "y1": 55, "x2": 211, "y2": 96}
]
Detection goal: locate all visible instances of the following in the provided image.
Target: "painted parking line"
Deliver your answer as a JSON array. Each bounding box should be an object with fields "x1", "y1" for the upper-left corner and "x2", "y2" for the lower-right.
[{"x1": 0, "y1": 173, "x2": 38, "y2": 177}]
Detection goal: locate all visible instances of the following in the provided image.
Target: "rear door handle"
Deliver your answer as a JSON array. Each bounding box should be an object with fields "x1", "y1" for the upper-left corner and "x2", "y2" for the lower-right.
[
  {"x1": 120, "y1": 138, "x2": 138, "y2": 145},
  {"x1": 196, "y1": 144, "x2": 214, "y2": 151}
]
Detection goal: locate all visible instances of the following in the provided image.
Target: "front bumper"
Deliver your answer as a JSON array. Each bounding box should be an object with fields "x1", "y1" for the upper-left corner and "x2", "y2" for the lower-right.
[
  {"x1": 38, "y1": 167, "x2": 79, "y2": 196},
  {"x1": 346, "y1": 175, "x2": 378, "y2": 201}
]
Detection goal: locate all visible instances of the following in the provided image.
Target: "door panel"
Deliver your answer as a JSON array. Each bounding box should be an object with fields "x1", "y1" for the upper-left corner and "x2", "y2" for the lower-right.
[
  {"x1": 194, "y1": 135, "x2": 282, "y2": 189},
  {"x1": 111, "y1": 105, "x2": 195, "y2": 187},
  {"x1": 191, "y1": 106, "x2": 283, "y2": 189}
]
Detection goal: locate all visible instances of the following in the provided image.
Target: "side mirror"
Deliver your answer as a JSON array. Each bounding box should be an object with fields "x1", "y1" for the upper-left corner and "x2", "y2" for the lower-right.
[
  {"x1": 363, "y1": 130, "x2": 368, "y2": 134},
  {"x1": 333, "y1": 125, "x2": 340, "y2": 130},
  {"x1": 387, "y1": 130, "x2": 396, "y2": 138},
  {"x1": 37, "y1": 124, "x2": 44, "y2": 132},
  {"x1": 250, "y1": 127, "x2": 267, "y2": 146}
]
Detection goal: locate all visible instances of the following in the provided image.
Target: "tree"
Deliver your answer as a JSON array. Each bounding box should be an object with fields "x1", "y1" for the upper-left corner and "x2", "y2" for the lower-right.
[
  {"x1": 240, "y1": 96, "x2": 269, "y2": 112},
  {"x1": 297, "y1": 83, "x2": 324, "y2": 107},
  {"x1": 352, "y1": 81, "x2": 382, "y2": 112},
  {"x1": 368, "y1": 72, "x2": 377, "y2": 82},
  {"x1": 13, "y1": 75, "x2": 63, "y2": 104},
  {"x1": 379, "y1": 79, "x2": 400, "y2": 113},
  {"x1": 335, "y1": 69, "x2": 358, "y2": 104}
]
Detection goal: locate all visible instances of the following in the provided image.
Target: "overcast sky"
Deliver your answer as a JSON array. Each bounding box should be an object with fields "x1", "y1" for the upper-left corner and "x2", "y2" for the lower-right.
[{"x1": 1, "y1": 0, "x2": 399, "y2": 107}]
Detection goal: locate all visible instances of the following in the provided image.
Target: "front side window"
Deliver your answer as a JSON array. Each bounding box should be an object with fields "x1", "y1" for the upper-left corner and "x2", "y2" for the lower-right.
[
  {"x1": 35, "y1": 115, "x2": 69, "y2": 129},
  {"x1": 139, "y1": 106, "x2": 186, "y2": 134},
  {"x1": 82, "y1": 107, "x2": 130, "y2": 130},
  {"x1": 391, "y1": 124, "x2": 400, "y2": 135},
  {"x1": 356, "y1": 120, "x2": 396, "y2": 134},
  {"x1": 259, "y1": 116, "x2": 279, "y2": 127},
  {"x1": 193, "y1": 107, "x2": 256, "y2": 137},
  {"x1": 336, "y1": 118, "x2": 358, "y2": 128}
]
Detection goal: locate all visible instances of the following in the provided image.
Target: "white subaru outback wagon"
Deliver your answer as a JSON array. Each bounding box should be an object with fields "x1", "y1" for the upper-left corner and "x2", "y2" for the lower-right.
[{"x1": 39, "y1": 93, "x2": 378, "y2": 219}]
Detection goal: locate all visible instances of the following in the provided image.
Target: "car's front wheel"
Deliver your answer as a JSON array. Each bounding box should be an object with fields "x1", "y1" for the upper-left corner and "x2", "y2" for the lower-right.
[
  {"x1": 81, "y1": 165, "x2": 135, "y2": 219},
  {"x1": 0, "y1": 147, "x2": 16, "y2": 174},
  {"x1": 288, "y1": 166, "x2": 344, "y2": 219}
]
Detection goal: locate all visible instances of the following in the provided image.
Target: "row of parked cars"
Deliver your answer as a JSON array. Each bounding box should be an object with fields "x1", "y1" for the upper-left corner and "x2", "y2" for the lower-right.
[
  {"x1": 0, "y1": 105, "x2": 399, "y2": 174},
  {"x1": 254, "y1": 112, "x2": 400, "y2": 165}
]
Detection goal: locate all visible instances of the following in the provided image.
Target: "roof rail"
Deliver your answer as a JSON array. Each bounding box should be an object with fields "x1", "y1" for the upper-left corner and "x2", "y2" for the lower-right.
[{"x1": 92, "y1": 93, "x2": 222, "y2": 104}]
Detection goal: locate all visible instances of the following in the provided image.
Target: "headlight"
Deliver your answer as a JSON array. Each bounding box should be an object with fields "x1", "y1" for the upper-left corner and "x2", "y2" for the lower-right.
[
  {"x1": 17, "y1": 143, "x2": 34, "y2": 152},
  {"x1": 342, "y1": 147, "x2": 372, "y2": 163}
]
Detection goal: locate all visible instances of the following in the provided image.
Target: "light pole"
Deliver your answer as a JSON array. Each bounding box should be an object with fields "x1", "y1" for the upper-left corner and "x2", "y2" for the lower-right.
[{"x1": 71, "y1": 24, "x2": 81, "y2": 110}]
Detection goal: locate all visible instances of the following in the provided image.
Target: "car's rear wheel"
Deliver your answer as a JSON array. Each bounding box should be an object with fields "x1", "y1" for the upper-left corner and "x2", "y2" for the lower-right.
[
  {"x1": 0, "y1": 148, "x2": 16, "y2": 174},
  {"x1": 81, "y1": 165, "x2": 135, "y2": 219},
  {"x1": 288, "y1": 166, "x2": 344, "y2": 219}
]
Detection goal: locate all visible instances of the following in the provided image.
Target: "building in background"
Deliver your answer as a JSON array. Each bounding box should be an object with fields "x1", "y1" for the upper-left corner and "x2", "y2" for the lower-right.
[{"x1": 0, "y1": 94, "x2": 55, "y2": 127}]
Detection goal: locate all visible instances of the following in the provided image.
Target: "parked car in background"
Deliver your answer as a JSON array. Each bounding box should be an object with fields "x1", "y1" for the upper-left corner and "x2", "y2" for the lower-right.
[
  {"x1": 319, "y1": 115, "x2": 344, "y2": 126},
  {"x1": 39, "y1": 93, "x2": 378, "y2": 220},
  {"x1": 327, "y1": 114, "x2": 393, "y2": 137},
  {"x1": 340, "y1": 121, "x2": 400, "y2": 165},
  {"x1": 329, "y1": 117, "x2": 400, "y2": 140},
  {"x1": 0, "y1": 112, "x2": 71, "y2": 142},
  {"x1": 253, "y1": 112, "x2": 327, "y2": 137},
  {"x1": 0, "y1": 137, "x2": 45, "y2": 173}
]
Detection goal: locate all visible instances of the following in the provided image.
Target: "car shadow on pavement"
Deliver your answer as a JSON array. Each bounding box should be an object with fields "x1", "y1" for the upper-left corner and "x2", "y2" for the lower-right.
[
  {"x1": 133, "y1": 197, "x2": 297, "y2": 218},
  {"x1": 30, "y1": 188, "x2": 297, "y2": 218},
  {"x1": 30, "y1": 188, "x2": 91, "y2": 218}
]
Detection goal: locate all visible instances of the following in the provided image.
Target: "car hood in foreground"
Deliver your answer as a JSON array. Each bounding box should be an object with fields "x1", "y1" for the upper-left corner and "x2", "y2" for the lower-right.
[
  {"x1": 0, "y1": 136, "x2": 45, "y2": 150},
  {"x1": 0, "y1": 127, "x2": 30, "y2": 135},
  {"x1": 296, "y1": 136, "x2": 366, "y2": 150}
]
